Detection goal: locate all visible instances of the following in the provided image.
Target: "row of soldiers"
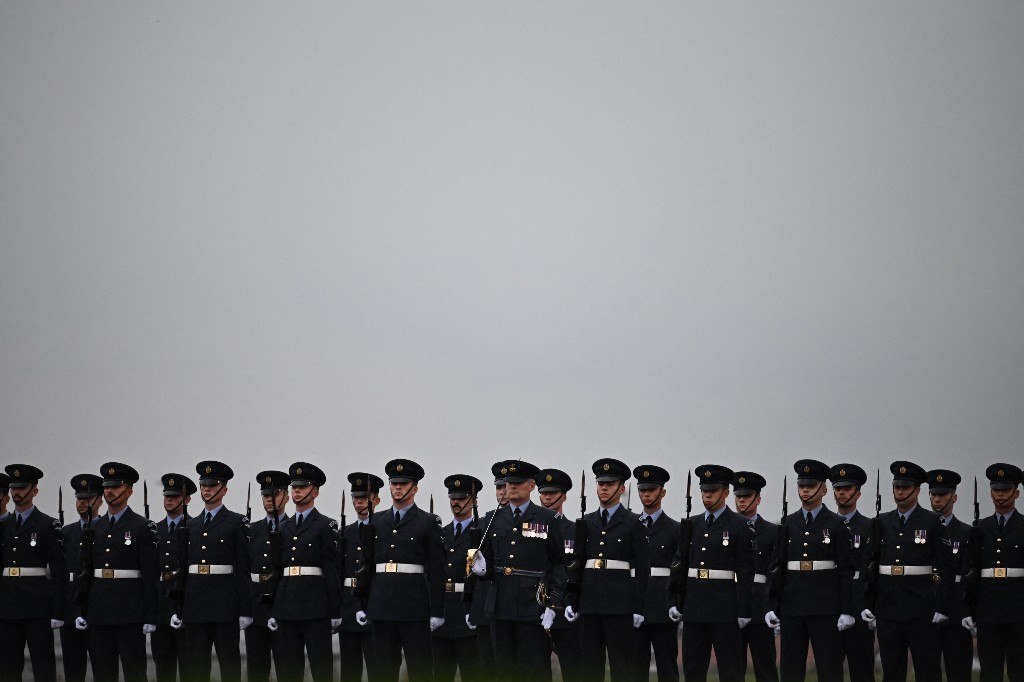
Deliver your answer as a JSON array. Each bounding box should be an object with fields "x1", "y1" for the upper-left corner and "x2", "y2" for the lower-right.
[{"x1": 0, "y1": 457, "x2": 1021, "y2": 682}]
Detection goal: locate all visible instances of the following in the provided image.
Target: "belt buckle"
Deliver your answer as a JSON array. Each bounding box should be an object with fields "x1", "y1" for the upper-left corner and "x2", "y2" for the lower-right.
[
  {"x1": 698, "y1": 568, "x2": 709, "y2": 579},
  {"x1": 445, "y1": 580, "x2": 455, "y2": 592},
  {"x1": 102, "y1": 568, "x2": 114, "y2": 579},
  {"x1": 350, "y1": 577, "x2": 358, "y2": 588},
  {"x1": 385, "y1": 562, "x2": 398, "y2": 573},
  {"x1": 289, "y1": 566, "x2": 301, "y2": 577},
  {"x1": 198, "y1": 565, "x2": 210, "y2": 575},
  {"x1": 800, "y1": 561, "x2": 813, "y2": 571},
  {"x1": 891, "y1": 565, "x2": 904, "y2": 576},
  {"x1": 161, "y1": 571, "x2": 175, "y2": 582},
  {"x1": 503, "y1": 567, "x2": 513, "y2": 576},
  {"x1": 594, "y1": 559, "x2": 605, "y2": 570},
  {"x1": 9, "y1": 568, "x2": 20, "y2": 577},
  {"x1": 994, "y1": 567, "x2": 1007, "y2": 578},
  {"x1": 261, "y1": 573, "x2": 272, "y2": 583}
]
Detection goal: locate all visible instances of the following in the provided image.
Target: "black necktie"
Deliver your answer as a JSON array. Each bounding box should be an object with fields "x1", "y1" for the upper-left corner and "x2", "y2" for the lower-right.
[
  {"x1": 601, "y1": 509, "x2": 609, "y2": 528},
  {"x1": 203, "y1": 512, "x2": 211, "y2": 530},
  {"x1": 395, "y1": 511, "x2": 401, "y2": 526},
  {"x1": 168, "y1": 520, "x2": 175, "y2": 535},
  {"x1": 806, "y1": 512, "x2": 813, "y2": 527},
  {"x1": 900, "y1": 514, "x2": 906, "y2": 528},
  {"x1": 15, "y1": 514, "x2": 22, "y2": 529},
  {"x1": 109, "y1": 514, "x2": 116, "y2": 528},
  {"x1": 513, "y1": 508, "x2": 522, "y2": 522},
  {"x1": 455, "y1": 522, "x2": 462, "y2": 538},
  {"x1": 644, "y1": 516, "x2": 653, "y2": 529},
  {"x1": 999, "y1": 515, "x2": 1006, "y2": 531},
  {"x1": 296, "y1": 513, "x2": 303, "y2": 529},
  {"x1": 706, "y1": 513, "x2": 713, "y2": 525}
]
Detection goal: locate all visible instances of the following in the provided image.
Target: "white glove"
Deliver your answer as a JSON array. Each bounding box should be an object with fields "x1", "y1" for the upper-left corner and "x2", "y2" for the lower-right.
[
  {"x1": 429, "y1": 617, "x2": 445, "y2": 631},
  {"x1": 961, "y1": 616, "x2": 977, "y2": 636},
  {"x1": 471, "y1": 553, "x2": 487, "y2": 576},
  {"x1": 170, "y1": 614, "x2": 183, "y2": 630},
  {"x1": 668, "y1": 606, "x2": 682, "y2": 623},
  {"x1": 50, "y1": 619, "x2": 64, "y2": 629},
  {"x1": 541, "y1": 607, "x2": 556, "y2": 630},
  {"x1": 142, "y1": 624, "x2": 156, "y2": 634},
  {"x1": 932, "y1": 612, "x2": 949, "y2": 624},
  {"x1": 267, "y1": 618, "x2": 279, "y2": 632},
  {"x1": 465, "y1": 614, "x2": 476, "y2": 630},
  {"x1": 765, "y1": 611, "x2": 780, "y2": 628},
  {"x1": 738, "y1": 617, "x2": 751, "y2": 629},
  {"x1": 239, "y1": 616, "x2": 253, "y2": 630},
  {"x1": 331, "y1": 618, "x2": 342, "y2": 630},
  {"x1": 773, "y1": 625, "x2": 781, "y2": 638},
  {"x1": 75, "y1": 617, "x2": 88, "y2": 630},
  {"x1": 860, "y1": 609, "x2": 875, "y2": 624},
  {"x1": 564, "y1": 605, "x2": 579, "y2": 622},
  {"x1": 632, "y1": 613, "x2": 645, "y2": 628},
  {"x1": 838, "y1": 614, "x2": 855, "y2": 631},
  {"x1": 356, "y1": 610, "x2": 368, "y2": 626}
]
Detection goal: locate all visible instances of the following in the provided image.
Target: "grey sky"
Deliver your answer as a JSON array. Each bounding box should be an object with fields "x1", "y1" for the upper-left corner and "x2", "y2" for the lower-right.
[{"x1": 2, "y1": 2, "x2": 1022, "y2": 520}]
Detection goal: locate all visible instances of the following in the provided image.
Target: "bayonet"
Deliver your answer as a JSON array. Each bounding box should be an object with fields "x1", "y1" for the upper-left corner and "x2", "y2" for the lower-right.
[
  {"x1": 429, "y1": 494, "x2": 434, "y2": 515},
  {"x1": 245, "y1": 482, "x2": 252, "y2": 523},
  {"x1": 875, "y1": 468, "x2": 882, "y2": 516},
  {"x1": 58, "y1": 486, "x2": 65, "y2": 527},
  {"x1": 580, "y1": 470, "x2": 587, "y2": 517},
  {"x1": 626, "y1": 483, "x2": 632, "y2": 510},
  {"x1": 686, "y1": 471, "x2": 692, "y2": 517},
  {"x1": 143, "y1": 480, "x2": 150, "y2": 520},
  {"x1": 781, "y1": 475, "x2": 788, "y2": 523},
  {"x1": 973, "y1": 476, "x2": 980, "y2": 527}
]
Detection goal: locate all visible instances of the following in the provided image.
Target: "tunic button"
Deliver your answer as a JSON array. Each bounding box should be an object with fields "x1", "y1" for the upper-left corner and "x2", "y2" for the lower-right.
[
  {"x1": 599, "y1": 541, "x2": 605, "y2": 546},
  {"x1": 511, "y1": 541, "x2": 516, "y2": 545}
]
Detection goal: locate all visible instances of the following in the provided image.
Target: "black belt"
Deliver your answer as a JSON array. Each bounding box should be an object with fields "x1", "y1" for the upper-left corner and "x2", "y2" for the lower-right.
[{"x1": 495, "y1": 566, "x2": 545, "y2": 578}]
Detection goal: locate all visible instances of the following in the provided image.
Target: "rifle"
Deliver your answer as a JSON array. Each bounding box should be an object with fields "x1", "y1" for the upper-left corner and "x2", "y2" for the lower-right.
[
  {"x1": 568, "y1": 471, "x2": 588, "y2": 605},
  {"x1": 875, "y1": 468, "x2": 881, "y2": 516},
  {"x1": 973, "y1": 477, "x2": 980, "y2": 528},
  {"x1": 143, "y1": 480, "x2": 150, "y2": 520},
  {"x1": 626, "y1": 483, "x2": 632, "y2": 510},
  {"x1": 668, "y1": 471, "x2": 693, "y2": 606},
  {"x1": 768, "y1": 476, "x2": 789, "y2": 610},
  {"x1": 58, "y1": 487, "x2": 65, "y2": 527},
  {"x1": 245, "y1": 482, "x2": 252, "y2": 523},
  {"x1": 429, "y1": 494, "x2": 434, "y2": 515},
  {"x1": 339, "y1": 492, "x2": 347, "y2": 563}
]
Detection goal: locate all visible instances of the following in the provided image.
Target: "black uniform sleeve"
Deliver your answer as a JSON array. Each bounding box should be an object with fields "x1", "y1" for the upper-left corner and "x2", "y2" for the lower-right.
[
  {"x1": 325, "y1": 520, "x2": 343, "y2": 619},
  {"x1": 733, "y1": 517, "x2": 755, "y2": 619},
  {"x1": 142, "y1": 520, "x2": 160, "y2": 625},
  {"x1": 427, "y1": 515, "x2": 446, "y2": 619},
  {"x1": 834, "y1": 518, "x2": 856, "y2": 616},
  {"x1": 235, "y1": 517, "x2": 253, "y2": 618},
  {"x1": 630, "y1": 518, "x2": 651, "y2": 615},
  {"x1": 48, "y1": 518, "x2": 69, "y2": 621}
]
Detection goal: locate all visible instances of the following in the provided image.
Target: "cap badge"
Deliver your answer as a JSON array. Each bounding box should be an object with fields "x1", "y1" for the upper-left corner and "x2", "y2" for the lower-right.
[
  {"x1": 12, "y1": 470, "x2": 19, "y2": 478},
  {"x1": 396, "y1": 464, "x2": 404, "y2": 473},
  {"x1": 454, "y1": 480, "x2": 462, "y2": 488},
  {"x1": 108, "y1": 467, "x2": 116, "y2": 476},
  {"x1": 738, "y1": 476, "x2": 746, "y2": 483},
  {"x1": 998, "y1": 469, "x2": 1005, "y2": 477},
  {"x1": 803, "y1": 465, "x2": 810, "y2": 473},
  {"x1": 205, "y1": 465, "x2": 213, "y2": 474},
  {"x1": 936, "y1": 474, "x2": 943, "y2": 483},
  {"x1": 643, "y1": 470, "x2": 650, "y2": 478},
  {"x1": 80, "y1": 479, "x2": 87, "y2": 487},
  {"x1": 509, "y1": 465, "x2": 517, "y2": 473},
  {"x1": 704, "y1": 470, "x2": 711, "y2": 478},
  {"x1": 296, "y1": 468, "x2": 303, "y2": 475},
  {"x1": 355, "y1": 478, "x2": 363, "y2": 486},
  {"x1": 602, "y1": 463, "x2": 610, "y2": 471},
  {"x1": 169, "y1": 478, "x2": 175, "y2": 487},
  {"x1": 839, "y1": 469, "x2": 846, "y2": 477},
  {"x1": 264, "y1": 475, "x2": 271, "y2": 484},
  {"x1": 899, "y1": 466, "x2": 907, "y2": 475},
  {"x1": 501, "y1": 467, "x2": 508, "y2": 475},
  {"x1": 545, "y1": 474, "x2": 553, "y2": 482}
]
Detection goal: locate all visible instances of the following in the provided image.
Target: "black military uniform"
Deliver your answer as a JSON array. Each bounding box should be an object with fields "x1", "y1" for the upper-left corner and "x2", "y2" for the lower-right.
[
  {"x1": 466, "y1": 462, "x2": 507, "y2": 682},
  {"x1": 0, "y1": 464, "x2": 68, "y2": 682},
  {"x1": 246, "y1": 470, "x2": 290, "y2": 682},
  {"x1": 175, "y1": 460, "x2": 251, "y2": 682},
  {"x1": 966, "y1": 463, "x2": 1024, "y2": 682},
  {"x1": 150, "y1": 473, "x2": 196, "y2": 682},
  {"x1": 769, "y1": 460, "x2": 855, "y2": 682},
  {"x1": 829, "y1": 464, "x2": 875, "y2": 682},
  {"x1": 926, "y1": 469, "x2": 973, "y2": 682},
  {"x1": 85, "y1": 462, "x2": 160, "y2": 682},
  {"x1": 674, "y1": 464, "x2": 753, "y2": 682},
  {"x1": 733, "y1": 472, "x2": 778, "y2": 682},
  {"x1": 339, "y1": 472, "x2": 383, "y2": 682},
  {"x1": 864, "y1": 461, "x2": 953, "y2": 682},
  {"x1": 478, "y1": 460, "x2": 567, "y2": 682},
  {"x1": 432, "y1": 474, "x2": 483, "y2": 682},
  {"x1": 534, "y1": 468, "x2": 583, "y2": 682},
  {"x1": 575, "y1": 458, "x2": 650, "y2": 682},
  {"x1": 632, "y1": 464, "x2": 681, "y2": 682},
  {"x1": 60, "y1": 474, "x2": 103, "y2": 682},
  {"x1": 366, "y1": 459, "x2": 446, "y2": 682}
]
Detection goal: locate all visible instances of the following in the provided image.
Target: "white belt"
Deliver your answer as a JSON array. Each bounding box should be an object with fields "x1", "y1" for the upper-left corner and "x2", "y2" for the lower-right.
[
  {"x1": 250, "y1": 573, "x2": 274, "y2": 583},
  {"x1": 981, "y1": 568, "x2": 1024, "y2": 578},
  {"x1": 787, "y1": 560, "x2": 836, "y2": 571},
  {"x1": 375, "y1": 562, "x2": 424, "y2": 574},
  {"x1": 955, "y1": 575, "x2": 962, "y2": 583},
  {"x1": 281, "y1": 566, "x2": 323, "y2": 578},
  {"x1": 585, "y1": 559, "x2": 631, "y2": 570},
  {"x1": 93, "y1": 569, "x2": 141, "y2": 579},
  {"x1": 2, "y1": 567, "x2": 48, "y2": 577},
  {"x1": 343, "y1": 577, "x2": 359, "y2": 587},
  {"x1": 853, "y1": 571, "x2": 860, "y2": 580},
  {"x1": 688, "y1": 568, "x2": 736, "y2": 580},
  {"x1": 879, "y1": 565, "x2": 931, "y2": 576},
  {"x1": 753, "y1": 573, "x2": 767, "y2": 584},
  {"x1": 445, "y1": 581, "x2": 465, "y2": 593},
  {"x1": 188, "y1": 564, "x2": 234, "y2": 575},
  {"x1": 650, "y1": 567, "x2": 671, "y2": 577}
]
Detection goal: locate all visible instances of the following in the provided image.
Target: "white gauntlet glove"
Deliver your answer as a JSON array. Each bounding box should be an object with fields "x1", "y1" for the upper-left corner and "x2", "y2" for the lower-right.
[
  {"x1": 564, "y1": 605, "x2": 579, "y2": 622},
  {"x1": 429, "y1": 617, "x2": 445, "y2": 632},
  {"x1": 142, "y1": 624, "x2": 157, "y2": 634},
  {"x1": 931, "y1": 612, "x2": 948, "y2": 624},
  {"x1": 267, "y1": 618, "x2": 279, "y2": 632},
  {"x1": 668, "y1": 606, "x2": 682, "y2": 623},
  {"x1": 471, "y1": 553, "x2": 487, "y2": 576},
  {"x1": 541, "y1": 608, "x2": 556, "y2": 630},
  {"x1": 50, "y1": 619, "x2": 64, "y2": 629},
  {"x1": 239, "y1": 617, "x2": 253, "y2": 631},
  {"x1": 961, "y1": 616, "x2": 977, "y2": 637},
  {"x1": 738, "y1": 617, "x2": 751, "y2": 629},
  {"x1": 356, "y1": 611, "x2": 368, "y2": 626},
  {"x1": 465, "y1": 614, "x2": 476, "y2": 630},
  {"x1": 837, "y1": 614, "x2": 855, "y2": 631},
  {"x1": 632, "y1": 614, "x2": 645, "y2": 628},
  {"x1": 765, "y1": 611, "x2": 780, "y2": 628},
  {"x1": 75, "y1": 617, "x2": 88, "y2": 630},
  {"x1": 169, "y1": 614, "x2": 183, "y2": 630},
  {"x1": 331, "y1": 618, "x2": 342, "y2": 630}
]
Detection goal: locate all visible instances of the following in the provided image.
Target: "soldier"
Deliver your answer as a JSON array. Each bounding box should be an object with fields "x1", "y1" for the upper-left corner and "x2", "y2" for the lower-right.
[
  {"x1": 76, "y1": 462, "x2": 159, "y2": 682},
  {"x1": 925, "y1": 469, "x2": 972, "y2": 682},
  {"x1": 0, "y1": 464, "x2": 68, "y2": 682},
  {"x1": 246, "y1": 470, "x2": 290, "y2": 682},
  {"x1": 339, "y1": 472, "x2": 383, "y2": 682},
  {"x1": 151, "y1": 473, "x2": 196, "y2": 682},
  {"x1": 170, "y1": 460, "x2": 252, "y2": 682},
  {"x1": 470, "y1": 459, "x2": 566, "y2": 682},
  {"x1": 466, "y1": 462, "x2": 507, "y2": 681},
  {"x1": 829, "y1": 464, "x2": 875, "y2": 682},
  {"x1": 432, "y1": 474, "x2": 483, "y2": 682},
  {"x1": 61, "y1": 474, "x2": 104, "y2": 682},
  {"x1": 668, "y1": 464, "x2": 752, "y2": 682},
  {"x1": 534, "y1": 467, "x2": 583, "y2": 682},
  {"x1": 366, "y1": 458, "x2": 446, "y2": 682},
  {"x1": 861, "y1": 461, "x2": 953, "y2": 682},
  {"x1": 567, "y1": 458, "x2": 649, "y2": 682},
  {"x1": 632, "y1": 464, "x2": 681, "y2": 682},
  {"x1": 732, "y1": 471, "x2": 778, "y2": 682},
  {"x1": 765, "y1": 460, "x2": 855, "y2": 682},
  {"x1": 0, "y1": 473, "x2": 9, "y2": 521},
  {"x1": 963, "y1": 463, "x2": 1024, "y2": 682}
]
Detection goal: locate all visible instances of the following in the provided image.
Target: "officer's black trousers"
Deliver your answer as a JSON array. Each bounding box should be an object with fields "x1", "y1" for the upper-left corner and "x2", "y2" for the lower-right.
[
  {"x1": 277, "y1": 618, "x2": 333, "y2": 682},
  {"x1": 978, "y1": 620, "x2": 1024, "y2": 682},
  {"x1": 936, "y1": 619, "x2": 972, "y2": 682},
  {"x1": 681, "y1": 620, "x2": 743, "y2": 682},
  {"x1": 245, "y1": 623, "x2": 287, "y2": 682},
  {"x1": 634, "y1": 621, "x2": 680, "y2": 681},
  {"x1": 89, "y1": 623, "x2": 147, "y2": 682},
  {"x1": 184, "y1": 620, "x2": 241, "y2": 682},
  {"x1": 432, "y1": 634, "x2": 480, "y2": 682},
  {"x1": 372, "y1": 619, "x2": 434, "y2": 682},
  {"x1": 339, "y1": 630, "x2": 376, "y2": 682},
  {"x1": 779, "y1": 614, "x2": 843, "y2": 682},
  {"x1": 550, "y1": 625, "x2": 584, "y2": 682},
  {"x1": 491, "y1": 619, "x2": 552, "y2": 682},
  {"x1": 151, "y1": 624, "x2": 186, "y2": 682},
  {"x1": 583, "y1": 614, "x2": 639, "y2": 682},
  {"x1": 475, "y1": 624, "x2": 496, "y2": 682},
  {"x1": 0, "y1": 618, "x2": 56, "y2": 682},
  {"x1": 840, "y1": 619, "x2": 875, "y2": 682},
  {"x1": 740, "y1": 622, "x2": 778, "y2": 682},
  {"x1": 60, "y1": 623, "x2": 91, "y2": 682},
  {"x1": 876, "y1": 617, "x2": 939, "y2": 682}
]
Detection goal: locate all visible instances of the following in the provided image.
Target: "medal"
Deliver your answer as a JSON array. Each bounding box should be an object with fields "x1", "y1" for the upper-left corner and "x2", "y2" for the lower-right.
[
  {"x1": 853, "y1": 534, "x2": 861, "y2": 549},
  {"x1": 822, "y1": 529, "x2": 831, "y2": 545},
  {"x1": 952, "y1": 541, "x2": 960, "y2": 555},
  {"x1": 722, "y1": 531, "x2": 729, "y2": 547},
  {"x1": 124, "y1": 531, "x2": 132, "y2": 546},
  {"x1": 29, "y1": 533, "x2": 37, "y2": 547}
]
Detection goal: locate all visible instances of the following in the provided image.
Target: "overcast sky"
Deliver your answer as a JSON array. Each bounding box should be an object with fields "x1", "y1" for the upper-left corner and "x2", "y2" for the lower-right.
[{"x1": 2, "y1": 2, "x2": 1022, "y2": 521}]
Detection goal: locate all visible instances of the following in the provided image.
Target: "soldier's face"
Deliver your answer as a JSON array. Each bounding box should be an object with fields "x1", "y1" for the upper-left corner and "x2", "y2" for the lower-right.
[
  {"x1": 701, "y1": 487, "x2": 728, "y2": 511},
  {"x1": 76, "y1": 494, "x2": 101, "y2": 517},
  {"x1": 10, "y1": 484, "x2": 37, "y2": 508},
  {"x1": 291, "y1": 484, "x2": 319, "y2": 507},
  {"x1": 494, "y1": 484, "x2": 506, "y2": 504},
  {"x1": 596, "y1": 481, "x2": 624, "y2": 504},
  {"x1": 163, "y1": 493, "x2": 188, "y2": 515},
  {"x1": 103, "y1": 483, "x2": 132, "y2": 507},
  {"x1": 928, "y1": 491, "x2": 956, "y2": 515},
  {"x1": 390, "y1": 480, "x2": 416, "y2": 503},
  {"x1": 504, "y1": 479, "x2": 534, "y2": 504},
  {"x1": 991, "y1": 487, "x2": 1019, "y2": 512},
  {"x1": 199, "y1": 483, "x2": 227, "y2": 505},
  {"x1": 892, "y1": 484, "x2": 919, "y2": 506},
  {"x1": 638, "y1": 487, "x2": 665, "y2": 510},
  {"x1": 352, "y1": 494, "x2": 377, "y2": 516},
  {"x1": 833, "y1": 485, "x2": 860, "y2": 509},
  {"x1": 733, "y1": 491, "x2": 759, "y2": 515},
  {"x1": 449, "y1": 495, "x2": 473, "y2": 518},
  {"x1": 538, "y1": 490, "x2": 565, "y2": 511},
  {"x1": 262, "y1": 490, "x2": 288, "y2": 514},
  {"x1": 797, "y1": 483, "x2": 826, "y2": 505}
]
